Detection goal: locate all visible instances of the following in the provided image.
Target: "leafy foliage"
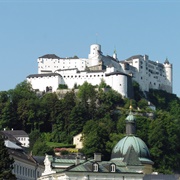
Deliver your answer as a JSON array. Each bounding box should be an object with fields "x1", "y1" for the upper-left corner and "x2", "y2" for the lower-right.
[
  {"x1": 0, "y1": 136, "x2": 16, "y2": 179},
  {"x1": 0, "y1": 81, "x2": 180, "y2": 173},
  {"x1": 58, "y1": 84, "x2": 68, "y2": 89}
]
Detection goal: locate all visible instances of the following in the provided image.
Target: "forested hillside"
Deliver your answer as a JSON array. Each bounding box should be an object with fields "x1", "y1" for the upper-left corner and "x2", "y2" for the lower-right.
[{"x1": 0, "y1": 81, "x2": 180, "y2": 174}]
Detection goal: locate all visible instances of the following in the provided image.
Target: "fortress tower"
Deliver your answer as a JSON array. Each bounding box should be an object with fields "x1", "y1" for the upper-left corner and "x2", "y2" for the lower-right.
[
  {"x1": 164, "y1": 58, "x2": 173, "y2": 93},
  {"x1": 88, "y1": 44, "x2": 102, "y2": 67}
]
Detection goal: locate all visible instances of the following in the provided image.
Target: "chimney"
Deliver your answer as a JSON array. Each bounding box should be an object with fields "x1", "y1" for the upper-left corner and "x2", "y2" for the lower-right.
[{"x1": 94, "y1": 153, "x2": 101, "y2": 162}]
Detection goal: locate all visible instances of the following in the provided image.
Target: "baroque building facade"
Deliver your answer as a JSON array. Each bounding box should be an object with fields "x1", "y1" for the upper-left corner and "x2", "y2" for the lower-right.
[{"x1": 27, "y1": 44, "x2": 172, "y2": 97}]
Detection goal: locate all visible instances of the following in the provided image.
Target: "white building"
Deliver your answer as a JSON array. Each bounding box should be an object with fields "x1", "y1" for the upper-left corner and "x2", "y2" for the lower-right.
[
  {"x1": 2, "y1": 130, "x2": 30, "y2": 148},
  {"x1": 27, "y1": 44, "x2": 172, "y2": 97},
  {"x1": 38, "y1": 153, "x2": 144, "y2": 180},
  {"x1": 73, "y1": 133, "x2": 83, "y2": 149},
  {"x1": 1, "y1": 131, "x2": 44, "y2": 180}
]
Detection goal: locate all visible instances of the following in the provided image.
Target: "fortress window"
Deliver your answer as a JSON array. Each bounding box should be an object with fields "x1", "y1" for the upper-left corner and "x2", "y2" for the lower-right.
[
  {"x1": 64, "y1": 76, "x2": 66, "y2": 78},
  {"x1": 71, "y1": 76, "x2": 73, "y2": 78},
  {"x1": 79, "y1": 75, "x2": 81, "y2": 77},
  {"x1": 90, "y1": 75, "x2": 92, "y2": 77},
  {"x1": 94, "y1": 75, "x2": 96, "y2": 77},
  {"x1": 101, "y1": 75, "x2": 104, "y2": 77}
]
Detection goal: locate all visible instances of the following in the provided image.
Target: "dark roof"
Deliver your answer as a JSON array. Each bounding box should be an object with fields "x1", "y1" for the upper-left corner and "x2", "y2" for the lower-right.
[
  {"x1": 27, "y1": 73, "x2": 62, "y2": 78},
  {"x1": 0, "y1": 131, "x2": 22, "y2": 145},
  {"x1": 126, "y1": 55, "x2": 143, "y2": 61},
  {"x1": 101, "y1": 55, "x2": 121, "y2": 70},
  {"x1": 105, "y1": 71, "x2": 130, "y2": 77},
  {"x1": 143, "y1": 174, "x2": 177, "y2": 180},
  {"x1": 39, "y1": 54, "x2": 60, "y2": 59},
  {"x1": 2, "y1": 130, "x2": 28, "y2": 137},
  {"x1": 68, "y1": 159, "x2": 142, "y2": 174},
  {"x1": 33, "y1": 156, "x2": 45, "y2": 166},
  {"x1": 8, "y1": 148, "x2": 36, "y2": 164}
]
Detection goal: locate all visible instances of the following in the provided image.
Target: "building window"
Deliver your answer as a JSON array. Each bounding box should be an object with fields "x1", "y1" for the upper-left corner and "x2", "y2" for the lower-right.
[
  {"x1": 17, "y1": 165, "x2": 19, "y2": 174},
  {"x1": 13, "y1": 164, "x2": 16, "y2": 173},
  {"x1": 93, "y1": 163, "x2": 99, "y2": 172},
  {"x1": 111, "y1": 164, "x2": 116, "y2": 172}
]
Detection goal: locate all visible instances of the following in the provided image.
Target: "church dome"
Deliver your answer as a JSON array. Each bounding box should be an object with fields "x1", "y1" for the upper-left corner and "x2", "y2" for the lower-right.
[{"x1": 111, "y1": 135, "x2": 150, "y2": 159}]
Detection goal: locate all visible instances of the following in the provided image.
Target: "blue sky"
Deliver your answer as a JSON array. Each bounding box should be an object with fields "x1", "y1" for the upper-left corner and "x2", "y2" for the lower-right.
[{"x1": 0, "y1": 0, "x2": 180, "y2": 97}]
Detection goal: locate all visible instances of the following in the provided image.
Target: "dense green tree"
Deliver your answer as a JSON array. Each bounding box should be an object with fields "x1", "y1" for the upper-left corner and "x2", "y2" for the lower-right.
[
  {"x1": 0, "y1": 136, "x2": 16, "y2": 179},
  {"x1": 82, "y1": 116, "x2": 114, "y2": 160},
  {"x1": 136, "y1": 115, "x2": 151, "y2": 144},
  {"x1": 40, "y1": 93, "x2": 60, "y2": 132},
  {"x1": 77, "y1": 82, "x2": 97, "y2": 118},
  {"x1": 132, "y1": 81, "x2": 141, "y2": 102},
  {"x1": 29, "y1": 129, "x2": 41, "y2": 151},
  {"x1": 0, "y1": 80, "x2": 180, "y2": 174},
  {"x1": 137, "y1": 98, "x2": 148, "y2": 110},
  {"x1": 0, "y1": 101, "x2": 17, "y2": 130},
  {"x1": 148, "y1": 110, "x2": 180, "y2": 173},
  {"x1": 51, "y1": 91, "x2": 76, "y2": 143},
  {"x1": 32, "y1": 137, "x2": 53, "y2": 156}
]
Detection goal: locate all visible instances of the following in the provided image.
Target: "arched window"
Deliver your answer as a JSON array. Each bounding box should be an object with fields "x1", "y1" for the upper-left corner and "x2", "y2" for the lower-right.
[
  {"x1": 93, "y1": 163, "x2": 99, "y2": 172},
  {"x1": 110, "y1": 164, "x2": 116, "y2": 172}
]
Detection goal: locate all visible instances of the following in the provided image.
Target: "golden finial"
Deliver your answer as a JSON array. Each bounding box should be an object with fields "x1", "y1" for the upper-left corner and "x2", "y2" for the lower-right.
[{"x1": 129, "y1": 99, "x2": 133, "y2": 111}]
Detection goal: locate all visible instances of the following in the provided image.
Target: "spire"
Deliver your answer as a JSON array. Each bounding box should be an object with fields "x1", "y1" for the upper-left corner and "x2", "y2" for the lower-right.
[
  {"x1": 164, "y1": 57, "x2": 170, "y2": 64},
  {"x1": 113, "y1": 47, "x2": 117, "y2": 59},
  {"x1": 125, "y1": 102, "x2": 136, "y2": 135}
]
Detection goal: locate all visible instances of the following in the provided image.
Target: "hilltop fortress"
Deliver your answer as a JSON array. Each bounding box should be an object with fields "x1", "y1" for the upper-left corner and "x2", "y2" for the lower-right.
[{"x1": 27, "y1": 44, "x2": 172, "y2": 98}]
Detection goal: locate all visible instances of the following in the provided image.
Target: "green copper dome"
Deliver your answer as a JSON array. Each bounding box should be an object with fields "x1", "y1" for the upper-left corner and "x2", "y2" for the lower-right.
[
  {"x1": 111, "y1": 109, "x2": 154, "y2": 166},
  {"x1": 111, "y1": 135, "x2": 150, "y2": 160}
]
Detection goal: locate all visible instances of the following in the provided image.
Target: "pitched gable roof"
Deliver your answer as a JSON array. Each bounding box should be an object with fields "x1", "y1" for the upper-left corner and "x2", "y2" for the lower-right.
[{"x1": 39, "y1": 54, "x2": 60, "y2": 59}]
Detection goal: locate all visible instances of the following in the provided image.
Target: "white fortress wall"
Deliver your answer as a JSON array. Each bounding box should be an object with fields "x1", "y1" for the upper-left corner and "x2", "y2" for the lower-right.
[
  {"x1": 27, "y1": 74, "x2": 62, "y2": 92},
  {"x1": 105, "y1": 74, "x2": 127, "y2": 97},
  {"x1": 61, "y1": 71, "x2": 105, "y2": 89},
  {"x1": 38, "y1": 57, "x2": 87, "y2": 74}
]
